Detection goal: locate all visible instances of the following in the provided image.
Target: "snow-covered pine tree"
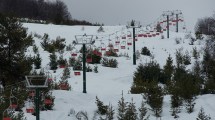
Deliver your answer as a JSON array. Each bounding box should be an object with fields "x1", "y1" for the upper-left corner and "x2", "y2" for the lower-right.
[
  {"x1": 49, "y1": 52, "x2": 58, "y2": 70},
  {"x1": 95, "y1": 96, "x2": 108, "y2": 115},
  {"x1": 124, "y1": 98, "x2": 138, "y2": 120},
  {"x1": 139, "y1": 101, "x2": 149, "y2": 120},
  {"x1": 34, "y1": 53, "x2": 42, "y2": 69},
  {"x1": 62, "y1": 65, "x2": 70, "y2": 80},
  {"x1": 117, "y1": 92, "x2": 127, "y2": 120},
  {"x1": 196, "y1": 107, "x2": 211, "y2": 120},
  {"x1": 163, "y1": 54, "x2": 174, "y2": 81},
  {"x1": 105, "y1": 103, "x2": 115, "y2": 120}
]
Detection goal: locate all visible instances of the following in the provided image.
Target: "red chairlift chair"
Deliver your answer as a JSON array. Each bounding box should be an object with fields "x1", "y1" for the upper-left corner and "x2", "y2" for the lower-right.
[
  {"x1": 86, "y1": 55, "x2": 92, "y2": 63},
  {"x1": 114, "y1": 48, "x2": 119, "y2": 52}
]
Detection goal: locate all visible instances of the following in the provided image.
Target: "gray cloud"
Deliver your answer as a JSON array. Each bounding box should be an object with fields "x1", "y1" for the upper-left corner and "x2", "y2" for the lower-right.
[{"x1": 62, "y1": 0, "x2": 215, "y2": 31}]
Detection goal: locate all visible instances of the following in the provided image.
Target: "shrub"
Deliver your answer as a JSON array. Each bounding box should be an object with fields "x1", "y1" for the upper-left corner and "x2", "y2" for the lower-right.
[
  {"x1": 175, "y1": 37, "x2": 182, "y2": 44},
  {"x1": 141, "y1": 47, "x2": 151, "y2": 56},
  {"x1": 101, "y1": 57, "x2": 118, "y2": 68},
  {"x1": 58, "y1": 55, "x2": 67, "y2": 67}
]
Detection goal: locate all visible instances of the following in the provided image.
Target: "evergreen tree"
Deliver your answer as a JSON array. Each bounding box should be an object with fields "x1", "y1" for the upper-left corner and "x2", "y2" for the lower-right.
[
  {"x1": 0, "y1": 13, "x2": 33, "y2": 84},
  {"x1": 192, "y1": 47, "x2": 199, "y2": 60},
  {"x1": 131, "y1": 60, "x2": 163, "y2": 93},
  {"x1": 11, "y1": 111, "x2": 27, "y2": 120},
  {"x1": 175, "y1": 48, "x2": 184, "y2": 67},
  {"x1": 62, "y1": 65, "x2": 70, "y2": 80},
  {"x1": 33, "y1": 44, "x2": 39, "y2": 54},
  {"x1": 139, "y1": 101, "x2": 149, "y2": 120},
  {"x1": 183, "y1": 50, "x2": 191, "y2": 65},
  {"x1": 124, "y1": 99, "x2": 138, "y2": 120},
  {"x1": 49, "y1": 52, "x2": 58, "y2": 70},
  {"x1": 106, "y1": 103, "x2": 115, "y2": 120},
  {"x1": 143, "y1": 80, "x2": 163, "y2": 117},
  {"x1": 58, "y1": 55, "x2": 67, "y2": 67},
  {"x1": 69, "y1": 57, "x2": 76, "y2": 67},
  {"x1": 117, "y1": 93, "x2": 127, "y2": 120},
  {"x1": 95, "y1": 96, "x2": 108, "y2": 115},
  {"x1": 34, "y1": 54, "x2": 42, "y2": 69},
  {"x1": 185, "y1": 97, "x2": 196, "y2": 113},
  {"x1": 163, "y1": 55, "x2": 174, "y2": 81},
  {"x1": 197, "y1": 107, "x2": 211, "y2": 120},
  {"x1": 167, "y1": 80, "x2": 182, "y2": 118}
]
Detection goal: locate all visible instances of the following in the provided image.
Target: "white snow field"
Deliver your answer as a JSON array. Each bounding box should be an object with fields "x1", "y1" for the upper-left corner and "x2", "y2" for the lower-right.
[{"x1": 22, "y1": 23, "x2": 215, "y2": 120}]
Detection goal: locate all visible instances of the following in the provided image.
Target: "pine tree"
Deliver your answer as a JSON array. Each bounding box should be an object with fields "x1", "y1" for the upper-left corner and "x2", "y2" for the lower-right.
[
  {"x1": 183, "y1": 50, "x2": 191, "y2": 65},
  {"x1": 192, "y1": 47, "x2": 199, "y2": 60},
  {"x1": 197, "y1": 107, "x2": 211, "y2": 120},
  {"x1": 163, "y1": 55, "x2": 174, "y2": 81},
  {"x1": 11, "y1": 111, "x2": 27, "y2": 120},
  {"x1": 0, "y1": 13, "x2": 33, "y2": 83},
  {"x1": 95, "y1": 96, "x2": 108, "y2": 115},
  {"x1": 49, "y1": 52, "x2": 58, "y2": 70},
  {"x1": 62, "y1": 65, "x2": 70, "y2": 80},
  {"x1": 106, "y1": 103, "x2": 115, "y2": 120},
  {"x1": 117, "y1": 93, "x2": 127, "y2": 120},
  {"x1": 58, "y1": 55, "x2": 67, "y2": 67},
  {"x1": 124, "y1": 99, "x2": 138, "y2": 120},
  {"x1": 175, "y1": 48, "x2": 184, "y2": 67},
  {"x1": 185, "y1": 97, "x2": 196, "y2": 113},
  {"x1": 143, "y1": 80, "x2": 163, "y2": 117},
  {"x1": 34, "y1": 54, "x2": 42, "y2": 69},
  {"x1": 33, "y1": 44, "x2": 39, "y2": 54},
  {"x1": 139, "y1": 101, "x2": 149, "y2": 120}
]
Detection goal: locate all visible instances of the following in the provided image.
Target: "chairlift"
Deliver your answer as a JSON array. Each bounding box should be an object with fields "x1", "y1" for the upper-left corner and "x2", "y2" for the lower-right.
[
  {"x1": 100, "y1": 43, "x2": 106, "y2": 51},
  {"x1": 115, "y1": 40, "x2": 120, "y2": 44},
  {"x1": 44, "y1": 92, "x2": 53, "y2": 105},
  {"x1": 86, "y1": 55, "x2": 92, "y2": 63},
  {"x1": 25, "y1": 75, "x2": 48, "y2": 88},
  {"x1": 127, "y1": 34, "x2": 131, "y2": 37},
  {"x1": 71, "y1": 48, "x2": 78, "y2": 57},
  {"x1": 121, "y1": 36, "x2": 126, "y2": 39},
  {"x1": 148, "y1": 34, "x2": 152, "y2": 37},
  {"x1": 120, "y1": 41, "x2": 126, "y2": 49},
  {"x1": 143, "y1": 34, "x2": 147, "y2": 37},
  {"x1": 127, "y1": 38, "x2": 132, "y2": 45},
  {"x1": 26, "y1": 99, "x2": 34, "y2": 113},
  {"x1": 134, "y1": 38, "x2": 138, "y2": 41},
  {"x1": 114, "y1": 45, "x2": 119, "y2": 52}
]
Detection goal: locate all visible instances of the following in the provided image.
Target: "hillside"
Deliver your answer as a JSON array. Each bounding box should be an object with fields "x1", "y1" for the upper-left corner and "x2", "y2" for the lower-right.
[{"x1": 18, "y1": 23, "x2": 215, "y2": 120}]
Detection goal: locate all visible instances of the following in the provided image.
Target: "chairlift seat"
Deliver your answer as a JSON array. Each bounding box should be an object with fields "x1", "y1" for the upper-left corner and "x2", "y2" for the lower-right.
[
  {"x1": 74, "y1": 71, "x2": 81, "y2": 76},
  {"x1": 3, "y1": 117, "x2": 11, "y2": 120},
  {"x1": 26, "y1": 108, "x2": 34, "y2": 113}
]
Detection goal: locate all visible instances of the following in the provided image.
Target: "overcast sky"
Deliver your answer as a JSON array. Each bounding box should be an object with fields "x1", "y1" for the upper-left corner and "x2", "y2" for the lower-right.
[{"x1": 61, "y1": 0, "x2": 215, "y2": 31}]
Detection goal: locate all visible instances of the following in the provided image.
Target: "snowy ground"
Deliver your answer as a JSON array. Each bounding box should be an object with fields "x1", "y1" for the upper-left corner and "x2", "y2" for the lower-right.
[{"x1": 22, "y1": 23, "x2": 215, "y2": 120}]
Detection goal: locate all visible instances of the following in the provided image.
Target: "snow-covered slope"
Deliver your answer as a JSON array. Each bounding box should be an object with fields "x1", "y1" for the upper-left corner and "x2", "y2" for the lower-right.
[{"x1": 22, "y1": 23, "x2": 215, "y2": 120}]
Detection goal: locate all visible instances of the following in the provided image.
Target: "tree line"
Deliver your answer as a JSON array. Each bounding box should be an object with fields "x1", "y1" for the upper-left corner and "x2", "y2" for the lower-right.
[{"x1": 0, "y1": 0, "x2": 101, "y2": 25}]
